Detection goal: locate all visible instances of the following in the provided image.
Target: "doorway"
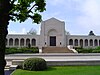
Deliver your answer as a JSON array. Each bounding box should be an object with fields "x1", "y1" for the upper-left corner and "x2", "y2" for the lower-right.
[{"x1": 50, "y1": 36, "x2": 56, "y2": 46}]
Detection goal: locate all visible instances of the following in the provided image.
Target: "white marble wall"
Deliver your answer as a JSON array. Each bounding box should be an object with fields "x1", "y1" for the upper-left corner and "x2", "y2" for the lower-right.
[
  {"x1": 6, "y1": 18, "x2": 100, "y2": 48},
  {"x1": 40, "y1": 18, "x2": 66, "y2": 47}
]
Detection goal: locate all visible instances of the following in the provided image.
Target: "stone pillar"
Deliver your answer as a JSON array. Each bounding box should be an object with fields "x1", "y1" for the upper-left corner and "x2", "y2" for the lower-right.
[
  {"x1": 13, "y1": 39, "x2": 14, "y2": 47},
  {"x1": 97, "y1": 39, "x2": 99, "y2": 46},
  {"x1": 24, "y1": 39, "x2": 26, "y2": 47},
  {"x1": 19, "y1": 39, "x2": 20, "y2": 47},
  {"x1": 93, "y1": 39, "x2": 94, "y2": 47},
  {"x1": 78, "y1": 39, "x2": 80, "y2": 47},
  {"x1": 73, "y1": 39, "x2": 75, "y2": 47},
  {"x1": 83, "y1": 39, "x2": 84, "y2": 48}
]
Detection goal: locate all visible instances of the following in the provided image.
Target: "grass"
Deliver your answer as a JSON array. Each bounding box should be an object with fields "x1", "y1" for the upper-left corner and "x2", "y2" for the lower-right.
[{"x1": 11, "y1": 66, "x2": 100, "y2": 75}]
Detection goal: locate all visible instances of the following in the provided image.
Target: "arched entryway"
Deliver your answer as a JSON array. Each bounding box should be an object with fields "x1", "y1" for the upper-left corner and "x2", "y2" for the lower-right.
[
  {"x1": 9, "y1": 38, "x2": 13, "y2": 46},
  {"x1": 85, "y1": 39, "x2": 88, "y2": 46},
  {"x1": 15, "y1": 38, "x2": 19, "y2": 46},
  {"x1": 94, "y1": 39, "x2": 98, "y2": 46},
  {"x1": 90, "y1": 39, "x2": 93, "y2": 46},
  {"x1": 31, "y1": 39, "x2": 36, "y2": 46},
  {"x1": 69, "y1": 39, "x2": 73, "y2": 45},
  {"x1": 48, "y1": 29, "x2": 57, "y2": 46},
  {"x1": 26, "y1": 38, "x2": 30, "y2": 46},
  {"x1": 80, "y1": 39, "x2": 83, "y2": 47},
  {"x1": 20, "y1": 38, "x2": 24, "y2": 47},
  {"x1": 74, "y1": 39, "x2": 78, "y2": 46}
]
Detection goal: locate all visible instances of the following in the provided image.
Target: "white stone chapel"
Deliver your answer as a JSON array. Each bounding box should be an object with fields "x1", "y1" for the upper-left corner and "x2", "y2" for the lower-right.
[{"x1": 6, "y1": 18, "x2": 100, "y2": 51}]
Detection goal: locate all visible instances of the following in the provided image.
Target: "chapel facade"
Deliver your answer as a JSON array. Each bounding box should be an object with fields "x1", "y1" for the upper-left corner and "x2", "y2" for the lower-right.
[{"x1": 6, "y1": 18, "x2": 100, "y2": 49}]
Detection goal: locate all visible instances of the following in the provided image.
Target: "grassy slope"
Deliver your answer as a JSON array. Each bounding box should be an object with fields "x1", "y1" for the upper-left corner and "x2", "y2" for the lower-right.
[{"x1": 11, "y1": 66, "x2": 100, "y2": 75}]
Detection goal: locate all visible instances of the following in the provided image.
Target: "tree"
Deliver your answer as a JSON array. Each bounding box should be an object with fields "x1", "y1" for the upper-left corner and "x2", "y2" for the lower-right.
[
  {"x1": 27, "y1": 28, "x2": 37, "y2": 35},
  {"x1": 89, "y1": 31, "x2": 95, "y2": 36},
  {"x1": 0, "y1": 0, "x2": 46, "y2": 75}
]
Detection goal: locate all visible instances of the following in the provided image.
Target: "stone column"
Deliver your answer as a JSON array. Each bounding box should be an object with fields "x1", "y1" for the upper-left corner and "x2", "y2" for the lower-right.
[
  {"x1": 13, "y1": 39, "x2": 14, "y2": 47},
  {"x1": 19, "y1": 39, "x2": 20, "y2": 47},
  {"x1": 24, "y1": 39, "x2": 26, "y2": 47}
]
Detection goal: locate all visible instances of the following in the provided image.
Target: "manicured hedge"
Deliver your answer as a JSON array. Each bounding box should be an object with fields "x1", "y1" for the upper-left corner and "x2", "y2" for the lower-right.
[
  {"x1": 76, "y1": 46, "x2": 100, "y2": 53},
  {"x1": 23, "y1": 58, "x2": 47, "y2": 71},
  {"x1": 5, "y1": 47, "x2": 39, "y2": 54},
  {"x1": 76, "y1": 48, "x2": 93, "y2": 53}
]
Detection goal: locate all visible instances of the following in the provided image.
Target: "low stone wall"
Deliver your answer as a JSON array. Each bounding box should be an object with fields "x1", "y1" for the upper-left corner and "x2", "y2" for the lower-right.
[
  {"x1": 47, "y1": 60, "x2": 100, "y2": 66},
  {"x1": 12, "y1": 60, "x2": 24, "y2": 65},
  {"x1": 12, "y1": 59, "x2": 100, "y2": 66}
]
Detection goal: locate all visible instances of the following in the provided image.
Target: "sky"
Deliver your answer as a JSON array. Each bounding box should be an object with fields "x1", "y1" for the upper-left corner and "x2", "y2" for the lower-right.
[{"x1": 8, "y1": 0, "x2": 100, "y2": 35}]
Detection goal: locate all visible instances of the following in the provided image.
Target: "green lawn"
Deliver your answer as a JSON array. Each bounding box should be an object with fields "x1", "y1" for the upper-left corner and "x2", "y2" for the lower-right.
[{"x1": 11, "y1": 66, "x2": 100, "y2": 75}]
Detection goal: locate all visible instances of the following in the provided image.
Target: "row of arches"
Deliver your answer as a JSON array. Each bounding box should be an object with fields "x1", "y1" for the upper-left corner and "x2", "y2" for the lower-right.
[
  {"x1": 69, "y1": 39, "x2": 100, "y2": 47},
  {"x1": 6, "y1": 38, "x2": 36, "y2": 47}
]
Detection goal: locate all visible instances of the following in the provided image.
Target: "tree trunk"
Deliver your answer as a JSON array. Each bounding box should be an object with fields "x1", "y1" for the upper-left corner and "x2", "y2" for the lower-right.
[{"x1": 0, "y1": 0, "x2": 10, "y2": 75}]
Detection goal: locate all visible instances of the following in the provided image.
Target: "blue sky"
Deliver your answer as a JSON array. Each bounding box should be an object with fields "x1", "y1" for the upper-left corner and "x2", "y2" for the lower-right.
[{"x1": 8, "y1": 0, "x2": 100, "y2": 35}]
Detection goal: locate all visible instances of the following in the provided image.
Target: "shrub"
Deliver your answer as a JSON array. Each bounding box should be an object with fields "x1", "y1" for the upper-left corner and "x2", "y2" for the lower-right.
[
  {"x1": 23, "y1": 58, "x2": 47, "y2": 71},
  {"x1": 5, "y1": 47, "x2": 39, "y2": 54},
  {"x1": 74, "y1": 46, "x2": 83, "y2": 50},
  {"x1": 5, "y1": 47, "x2": 18, "y2": 54},
  {"x1": 16, "y1": 64, "x2": 23, "y2": 69},
  {"x1": 76, "y1": 48, "x2": 93, "y2": 53},
  {"x1": 95, "y1": 46, "x2": 100, "y2": 50},
  {"x1": 92, "y1": 50, "x2": 100, "y2": 53}
]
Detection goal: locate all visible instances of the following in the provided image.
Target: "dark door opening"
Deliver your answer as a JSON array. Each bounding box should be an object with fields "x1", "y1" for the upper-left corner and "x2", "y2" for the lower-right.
[{"x1": 50, "y1": 36, "x2": 56, "y2": 46}]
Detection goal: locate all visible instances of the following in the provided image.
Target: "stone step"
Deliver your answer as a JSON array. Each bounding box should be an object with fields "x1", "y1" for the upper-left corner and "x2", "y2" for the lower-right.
[
  {"x1": 10, "y1": 65, "x2": 18, "y2": 70},
  {"x1": 42, "y1": 47, "x2": 73, "y2": 53},
  {"x1": 5, "y1": 65, "x2": 18, "y2": 71},
  {"x1": 5, "y1": 66, "x2": 10, "y2": 71}
]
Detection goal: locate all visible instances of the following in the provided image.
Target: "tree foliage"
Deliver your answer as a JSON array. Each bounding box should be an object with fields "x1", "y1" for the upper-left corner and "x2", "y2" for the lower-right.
[
  {"x1": 89, "y1": 31, "x2": 95, "y2": 36},
  {"x1": 9, "y1": 0, "x2": 46, "y2": 23},
  {"x1": 0, "y1": 0, "x2": 46, "y2": 75}
]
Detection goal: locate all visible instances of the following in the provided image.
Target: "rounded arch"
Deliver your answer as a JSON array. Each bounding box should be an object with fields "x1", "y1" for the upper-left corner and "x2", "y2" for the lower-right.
[
  {"x1": 69, "y1": 39, "x2": 73, "y2": 45},
  {"x1": 47, "y1": 29, "x2": 57, "y2": 46},
  {"x1": 31, "y1": 38, "x2": 36, "y2": 46},
  {"x1": 74, "y1": 39, "x2": 78, "y2": 46},
  {"x1": 20, "y1": 38, "x2": 24, "y2": 46},
  {"x1": 15, "y1": 38, "x2": 19, "y2": 46},
  {"x1": 9, "y1": 38, "x2": 13, "y2": 46},
  {"x1": 99, "y1": 40, "x2": 100, "y2": 46},
  {"x1": 48, "y1": 29, "x2": 57, "y2": 36},
  {"x1": 90, "y1": 39, "x2": 93, "y2": 46},
  {"x1": 94, "y1": 39, "x2": 98, "y2": 46},
  {"x1": 85, "y1": 39, "x2": 88, "y2": 46},
  {"x1": 26, "y1": 38, "x2": 30, "y2": 46},
  {"x1": 80, "y1": 39, "x2": 83, "y2": 47}
]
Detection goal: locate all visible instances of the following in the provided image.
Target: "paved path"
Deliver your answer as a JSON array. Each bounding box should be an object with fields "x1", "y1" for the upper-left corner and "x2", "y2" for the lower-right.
[{"x1": 5, "y1": 70, "x2": 13, "y2": 75}]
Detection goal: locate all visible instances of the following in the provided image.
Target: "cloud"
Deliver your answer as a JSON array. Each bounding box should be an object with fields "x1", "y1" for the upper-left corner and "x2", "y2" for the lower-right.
[
  {"x1": 82, "y1": 0, "x2": 100, "y2": 17},
  {"x1": 22, "y1": 28, "x2": 27, "y2": 34},
  {"x1": 8, "y1": 0, "x2": 100, "y2": 35},
  {"x1": 8, "y1": 28, "x2": 27, "y2": 34},
  {"x1": 74, "y1": 0, "x2": 100, "y2": 32},
  {"x1": 48, "y1": 0, "x2": 65, "y2": 6}
]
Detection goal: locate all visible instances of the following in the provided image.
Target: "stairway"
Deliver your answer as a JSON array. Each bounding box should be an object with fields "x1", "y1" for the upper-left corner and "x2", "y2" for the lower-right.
[
  {"x1": 5, "y1": 61, "x2": 18, "y2": 71},
  {"x1": 42, "y1": 47, "x2": 74, "y2": 53},
  {"x1": 5, "y1": 65, "x2": 10, "y2": 71}
]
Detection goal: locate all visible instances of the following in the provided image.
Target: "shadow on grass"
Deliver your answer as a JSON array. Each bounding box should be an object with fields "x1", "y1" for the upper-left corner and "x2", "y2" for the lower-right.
[{"x1": 45, "y1": 67, "x2": 57, "y2": 71}]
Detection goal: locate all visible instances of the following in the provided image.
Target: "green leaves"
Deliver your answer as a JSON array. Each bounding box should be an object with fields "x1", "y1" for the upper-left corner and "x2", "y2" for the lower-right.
[
  {"x1": 18, "y1": 0, "x2": 35, "y2": 3},
  {"x1": 32, "y1": 13, "x2": 42, "y2": 24},
  {"x1": 9, "y1": 0, "x2": 46, "y2": 23},
  {"x1": 34, "y1": 0, "x2": 46, "y2": 12}
]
